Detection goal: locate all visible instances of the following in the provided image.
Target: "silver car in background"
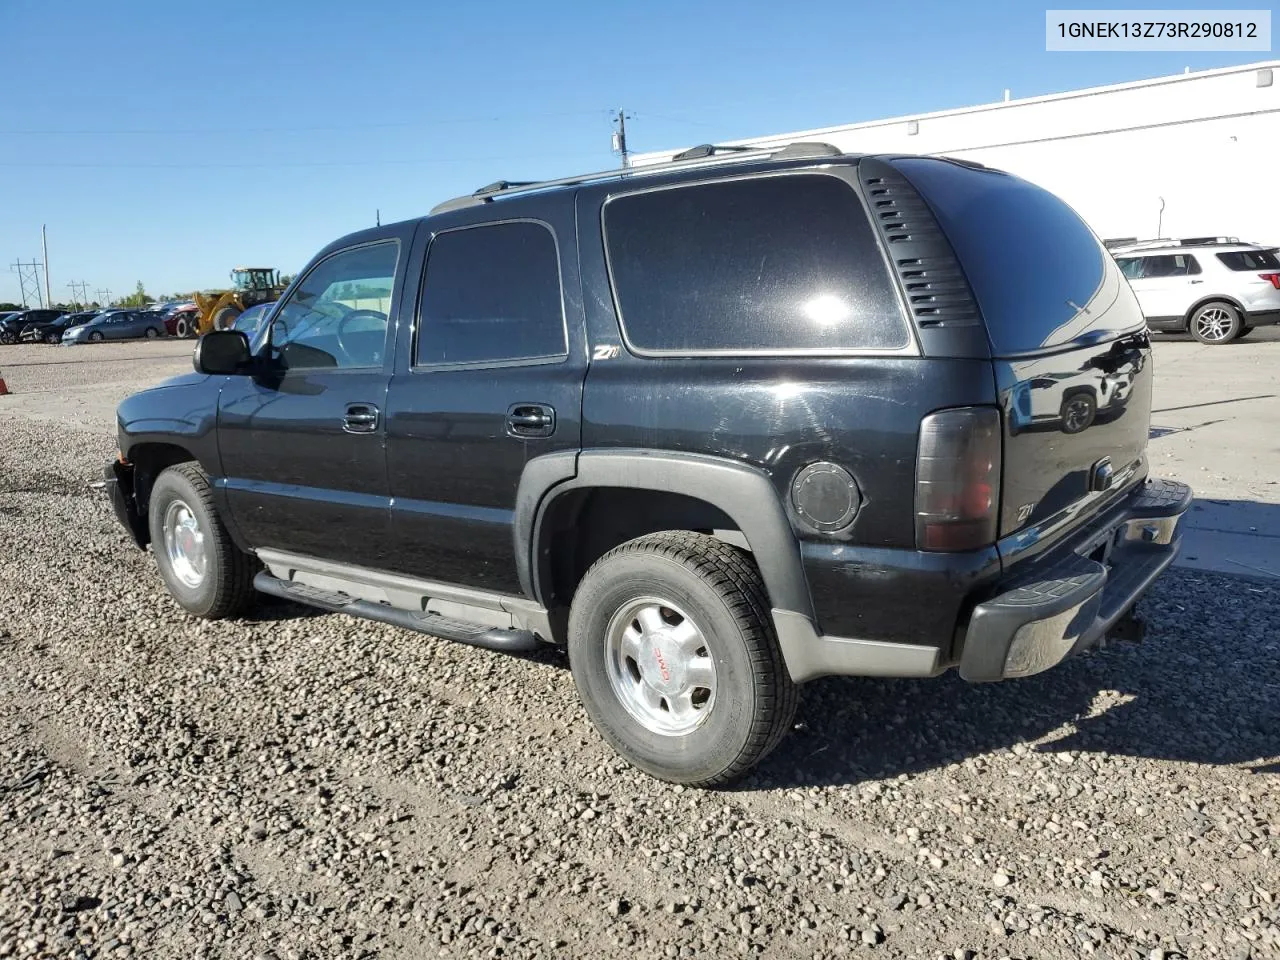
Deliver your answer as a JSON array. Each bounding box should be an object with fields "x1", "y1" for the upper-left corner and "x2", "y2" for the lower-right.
[
  {"x1": 1110, "y1": 237, "x2": 1280, "y2": 344},
  {"x1": 63, "y1": 309, "x2": 167, "y2": 344}
]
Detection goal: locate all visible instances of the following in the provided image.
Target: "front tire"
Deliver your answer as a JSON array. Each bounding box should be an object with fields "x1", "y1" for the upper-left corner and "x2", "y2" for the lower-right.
[
  {"x1": 212, "y1": 306, "x2": 241, "y2": 331},
  {"x1": 568, "y1": 531, "x2": 798, "y2": 786},
  {"x1": 88, "y1": 331, "x2": 104, "y2": 342},
  {"x1": 45, "y1": 332, "x2": 59, "y2": 344},
  {"x1": 148, "y1": 463, "x2": 256, "y2": 619},
  {"x1": 1190, "y1": 301, "x2": 1242, "y2": 344}
]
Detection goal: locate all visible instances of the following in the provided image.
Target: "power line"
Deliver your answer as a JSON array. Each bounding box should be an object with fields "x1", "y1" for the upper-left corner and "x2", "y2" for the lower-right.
[
  {"x1": 0, "y1": 108, "x2": 614, "y2": 137},
  {"x1": 0, "y1": 150, "x2": 595, "y2": 171}
]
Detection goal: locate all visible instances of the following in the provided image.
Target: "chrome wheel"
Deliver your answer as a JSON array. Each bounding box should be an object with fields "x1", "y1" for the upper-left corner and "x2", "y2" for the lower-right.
[
  {"x1": 1195, "y1": 306, "x2": 1233, "y2": 342},
  {"x1": 604, "y1": 598, "x2": 716, "y2": 736},
  {"x1": 162, "y1": 499, "x2": 207, "y2": 588}
]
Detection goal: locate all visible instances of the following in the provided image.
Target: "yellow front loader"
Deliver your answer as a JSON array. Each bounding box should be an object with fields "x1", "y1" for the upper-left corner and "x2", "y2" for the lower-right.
[{"x1": 181, "y1": 267, "x2": 286, "y2": 338}]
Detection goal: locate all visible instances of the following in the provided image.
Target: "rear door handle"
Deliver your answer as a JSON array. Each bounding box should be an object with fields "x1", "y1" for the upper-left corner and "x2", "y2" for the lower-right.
[
  {"x1": 343, "y1": 403, "x2": 380, "y2": 434},
  {"x1": 1189, "y1": 279, "x2": 1204, "y2": 284},
  {"x1": 506, "y1": 403, "x2": 555, "y2": 438}
]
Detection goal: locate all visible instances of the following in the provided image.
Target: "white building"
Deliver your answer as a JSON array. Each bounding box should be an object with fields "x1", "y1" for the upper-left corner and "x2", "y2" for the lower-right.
[{"x1": 630, "y1": 61, "x2": 1280, "y2": 246}]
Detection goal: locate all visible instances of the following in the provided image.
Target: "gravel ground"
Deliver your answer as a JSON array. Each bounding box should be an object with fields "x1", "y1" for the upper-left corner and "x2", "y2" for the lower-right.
[{"x1": 2, "y1": 419, "x2": 1279, "y2": 959}]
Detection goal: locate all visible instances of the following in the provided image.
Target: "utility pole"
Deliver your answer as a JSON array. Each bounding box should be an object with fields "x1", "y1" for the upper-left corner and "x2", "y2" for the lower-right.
[
  {"x1": 42, "y1": 225, "x2": 52, "y2": 308},
  {"x1": 376, "y1": 208, "x2": 381, "y2": 227},
  {"x1": 611, "y1": 108, "x2": 632, "y2": 168},
  {"x1": 96, "y1": 287, "x2": 112, "y2": 307},
  {"x1": 67, "y1": 281, "x2": 90, "y2": 308},
  {"x1": 10, "y1": 260, "x2": 44, "y2": 308}
]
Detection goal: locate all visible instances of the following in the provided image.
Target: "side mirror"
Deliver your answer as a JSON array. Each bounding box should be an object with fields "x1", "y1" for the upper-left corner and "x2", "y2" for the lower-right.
[{"x1": 194, "y1": 330, "x2": 251, "y2": 375}]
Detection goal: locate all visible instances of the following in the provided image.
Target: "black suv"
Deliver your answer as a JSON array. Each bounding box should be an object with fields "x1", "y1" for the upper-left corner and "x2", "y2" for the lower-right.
[
  {"x1": 104, "y1": 144, "x2": 1191, "y2": 785},
  {"x1": 0, "y1": 308, "x2": 64, "y2": 344}
]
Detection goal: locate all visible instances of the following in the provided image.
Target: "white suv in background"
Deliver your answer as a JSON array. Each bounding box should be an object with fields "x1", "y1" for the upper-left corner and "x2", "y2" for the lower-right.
[{"x1": 1110, "y1": 238, "x2": 1280, "y2": 344}]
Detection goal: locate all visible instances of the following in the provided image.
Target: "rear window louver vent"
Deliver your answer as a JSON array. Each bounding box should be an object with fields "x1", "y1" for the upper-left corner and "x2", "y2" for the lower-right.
[{"x1": 861, "y1": 163, "x2": 981, "y2": 329}]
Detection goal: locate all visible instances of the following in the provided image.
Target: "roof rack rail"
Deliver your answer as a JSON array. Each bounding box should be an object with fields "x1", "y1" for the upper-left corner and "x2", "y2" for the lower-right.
[
  {"x1": 671, "y1": 143, "x2": 756, "y2": 161},
  {"x1": 428, "y1": 140, "x2": 846, "y2": 215}
]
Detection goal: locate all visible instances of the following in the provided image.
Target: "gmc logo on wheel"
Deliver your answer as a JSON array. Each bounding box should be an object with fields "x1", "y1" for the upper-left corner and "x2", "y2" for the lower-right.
[{"x1": 652, "y1": 647, "x2": 671, "y2": 683}]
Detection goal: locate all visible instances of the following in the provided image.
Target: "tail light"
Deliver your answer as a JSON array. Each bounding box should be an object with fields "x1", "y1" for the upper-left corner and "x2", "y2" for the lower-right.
[
  {"x1": 1259, "y1": 273, "x2": 1280, "y2": 289},
  {"x1": 915, "y1": 407, "x2": 1002, "y2": 551}
]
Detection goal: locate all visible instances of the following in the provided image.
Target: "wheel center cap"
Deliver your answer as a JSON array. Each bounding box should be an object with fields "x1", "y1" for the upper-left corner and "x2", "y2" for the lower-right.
[
  {"x1": 179, "y1": 527, "x2": 197, "y2": 557},
  {"x1": 644, "y1": 633, "x2": 685, "y2": 693}
]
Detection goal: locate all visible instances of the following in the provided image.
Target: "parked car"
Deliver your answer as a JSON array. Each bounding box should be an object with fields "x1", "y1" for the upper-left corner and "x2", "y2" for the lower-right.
[
  {"x1": 164, "y1": 303, "x2": 200, "y2": 338},
  {"x1": 0, "y1": 308, "x2": 65, "y2": 344},
  {"x1": 1111, "y1": 238, "x2": 1280, "y2": 344},
  {"x1": 63, "y1": 309, "x2": 166, "y2": 344},
  {"x1": 19, "y1": 310, "x2": 99, "y2": 344},
  {"x1": 102, "y1": 144, "x2": 1191, "y2": 786},
  {"x1": 230, "y1": 301, "x2": 275, "y2": 339}
]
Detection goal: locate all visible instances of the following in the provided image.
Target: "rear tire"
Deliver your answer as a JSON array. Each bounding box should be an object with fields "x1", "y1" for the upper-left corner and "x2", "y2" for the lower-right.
[
  {"x1": 45, "y1": 332, "x2": 59, "y2": 344},
  {"x1": 148, "y1": 463, "x2": 256, "y2": 619},
  {"x1": 145, "y1": 326, "x2": 160, "y2": 339},
  {"x1": 1190, "y1": 301, "x2": 1242, "y2": 344},
  {"x1": 173, "y1": 316, "x2": 191, "y2": 338},
  {"x1": 0, "y1": 331, "x2": 14, "y2": 345},
  {"x1": 568, "y1": 531, "x2": 798, "y2": 786}
]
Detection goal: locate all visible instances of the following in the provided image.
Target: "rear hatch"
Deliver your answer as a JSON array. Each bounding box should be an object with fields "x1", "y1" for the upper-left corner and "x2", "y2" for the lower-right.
[{"x1": 893, "y1": 158, "x2": 1152, "y2": 558}]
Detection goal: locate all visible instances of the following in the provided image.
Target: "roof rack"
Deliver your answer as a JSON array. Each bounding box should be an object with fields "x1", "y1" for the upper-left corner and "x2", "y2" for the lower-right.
[
  {"x1": 1109, "y1": 236, "x2": 1252, "y2": 252},
  {"x1": 429, "y1": 140, "x2": 844, "y2": 215}
]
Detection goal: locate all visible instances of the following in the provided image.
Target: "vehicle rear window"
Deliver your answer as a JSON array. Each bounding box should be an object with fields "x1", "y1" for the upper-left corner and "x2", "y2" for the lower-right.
[
  {"x1": 604, "y1": 174, "x2": 908, "y2": 354},
  {"x1": 1217, "y1": 249, "x2": 1280, "y2": 271},
  {"x1": 893, "y1": 158, "x2": 1140, "y2": 355}
]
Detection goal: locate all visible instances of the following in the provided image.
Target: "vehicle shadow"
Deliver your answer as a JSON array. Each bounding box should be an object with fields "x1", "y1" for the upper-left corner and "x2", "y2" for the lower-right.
[{"x1": 744, "y1": 565, "x2": 1280, "y2": 790}]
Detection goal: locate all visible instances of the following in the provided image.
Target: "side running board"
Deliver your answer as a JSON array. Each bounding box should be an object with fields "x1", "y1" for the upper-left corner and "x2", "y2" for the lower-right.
[{"x1": 253, "y1": 572, "x2": 541, "y2": 653}]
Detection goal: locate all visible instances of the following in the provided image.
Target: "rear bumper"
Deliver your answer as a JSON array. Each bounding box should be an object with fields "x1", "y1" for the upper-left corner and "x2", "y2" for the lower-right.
[
  {"x1": 958, "y1": 478, "x2": 1192, "y2": 682},
  {"x1": 1245, "y1": 308, "x2": 1280, "y2": 327}
]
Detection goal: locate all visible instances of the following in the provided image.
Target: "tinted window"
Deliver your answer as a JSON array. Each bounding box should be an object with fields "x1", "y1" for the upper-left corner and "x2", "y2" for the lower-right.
[
  {"x1": 1116, "y1": 257, "x2": 1143, "y2": 280},
  {"x1": 270, "y1": 241, "x2": 398, "y2": 370},
  {"x1": 895, "y1": 158, "x2": 1140, "y2": 354},
  {"x1": 604, "y1": 175, "x2": 907, "y2": 354},
  {"x1": 1141, "y1": 254, "x2": 1198, "y2": 278},
  {"x1": 417, "y1": 221, "x2": 565, "y2": 366},
  {"x1": 1218, "y1": 249, "x2": 1280, "y2": 271}
]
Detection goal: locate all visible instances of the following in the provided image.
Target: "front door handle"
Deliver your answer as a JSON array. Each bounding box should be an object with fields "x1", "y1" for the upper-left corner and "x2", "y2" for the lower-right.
[
  {"x1": 506, "y1": 403, "x2": 555, "y2": 438},
  {"x1": 1189, "y1": 279, "x2": 1204, "y2": 284},
  {"x1": 343, "y1": 403, "x2": 380, "y2": 434}
]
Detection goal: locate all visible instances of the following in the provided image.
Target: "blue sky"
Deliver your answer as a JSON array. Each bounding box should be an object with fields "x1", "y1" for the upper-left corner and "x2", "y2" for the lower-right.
[{"x1": 0, "y1": 0, "x2": 1269, "y2": 305}]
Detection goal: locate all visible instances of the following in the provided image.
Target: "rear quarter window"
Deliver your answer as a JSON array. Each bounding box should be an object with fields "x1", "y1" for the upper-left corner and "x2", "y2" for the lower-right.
[
  {"x1": 893, "y1": 158, "x2": 1140, "y2": 355},
  {"x1": 603, "y1": 174, "x2": 909, "y2": 354},
  {"x1": 1217, "y1": 249, "x2": 1280, "y2": 271}
]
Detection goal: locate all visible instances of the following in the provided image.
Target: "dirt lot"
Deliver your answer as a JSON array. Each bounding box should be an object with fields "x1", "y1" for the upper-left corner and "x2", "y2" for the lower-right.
[{"x1": 1, "y1": 335, "x2": 1278, "y2": 960}]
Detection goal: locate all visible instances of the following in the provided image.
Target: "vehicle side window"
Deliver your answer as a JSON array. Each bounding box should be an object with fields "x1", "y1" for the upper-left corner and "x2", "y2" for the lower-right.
[
  {"x1": 603, "y1": 174, "x2": 908, "y2": 354},
  {"x1": 269, "y1": 241, "x2": 399, "y2": 370},
  {"x1": 1142, "y1": 255, "x2": 1195, "y2": 278},
  {"x1": 416, "y1": 221, "x2": 566, "y2": 366},
  {"x1": 1116, "y1": 257, "x2": 1143, "y2": 280},
  {"x1": 1217, "y1": 250, "x2": 1280, "y2": 270},
  {"x1": 1186, "y1": 256, "x2": 1202, "y2": 275}
]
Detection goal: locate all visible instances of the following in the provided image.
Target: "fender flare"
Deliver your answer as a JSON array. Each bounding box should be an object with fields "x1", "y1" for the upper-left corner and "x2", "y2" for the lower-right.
[{"x1": 515, "y1": 449, "x2": 814, "y2": 620}]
